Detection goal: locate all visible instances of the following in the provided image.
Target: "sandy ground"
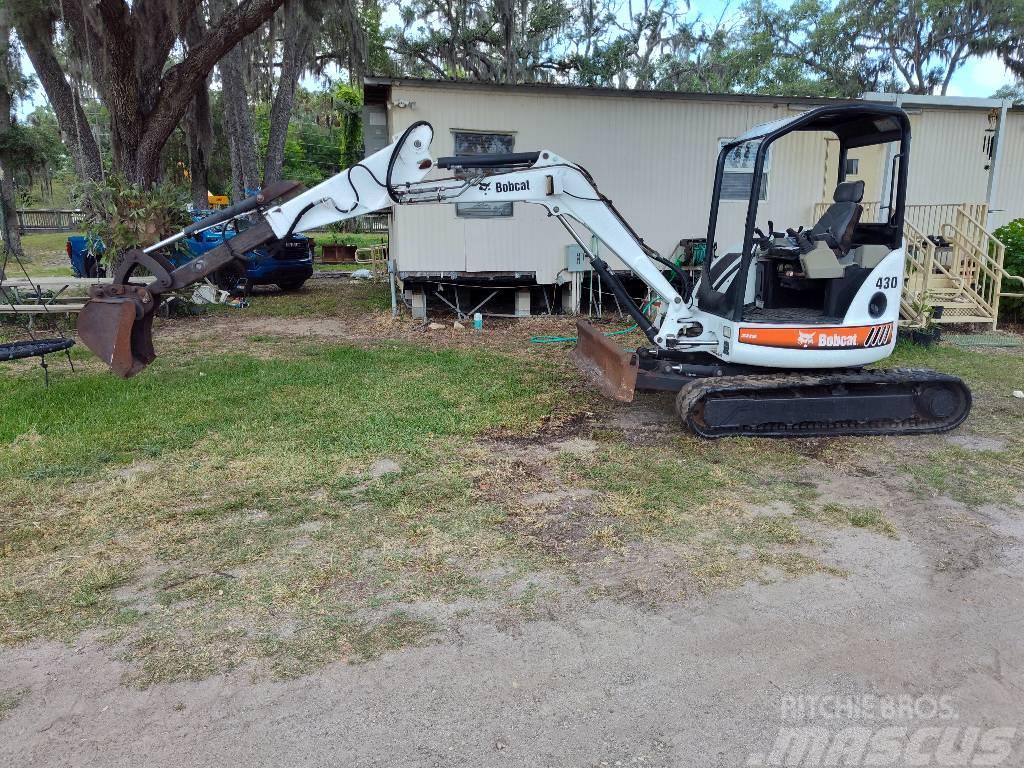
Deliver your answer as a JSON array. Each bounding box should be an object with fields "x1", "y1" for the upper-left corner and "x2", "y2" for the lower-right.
[{"x1": 2, "y1": 401, "x2": 1022, "y2": 767}]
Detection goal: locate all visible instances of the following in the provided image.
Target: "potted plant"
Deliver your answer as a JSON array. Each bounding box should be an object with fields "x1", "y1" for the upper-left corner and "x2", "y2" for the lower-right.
[{"x1": 907, "y1": 294, "x2": 942, "y2": 346}]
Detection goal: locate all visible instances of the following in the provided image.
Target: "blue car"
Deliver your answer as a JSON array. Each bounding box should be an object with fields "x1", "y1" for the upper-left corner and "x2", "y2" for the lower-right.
[{"x1": 67, "y1": 216, "x2": 314, "y2": 291}]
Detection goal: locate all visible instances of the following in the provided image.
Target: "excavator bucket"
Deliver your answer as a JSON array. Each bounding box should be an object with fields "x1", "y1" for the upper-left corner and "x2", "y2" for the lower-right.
[
  {"x1": 78, "y1": 285, "x2": 159, "y2": 379},
  {"x1": 571, "y1": 320, "x2": 639, "y2": 402}
]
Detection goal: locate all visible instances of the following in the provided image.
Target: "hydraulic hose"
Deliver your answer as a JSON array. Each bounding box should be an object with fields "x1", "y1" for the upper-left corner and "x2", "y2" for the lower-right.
[{"x1": 589, "y1": 257, "x2": 658, "y2": 343}]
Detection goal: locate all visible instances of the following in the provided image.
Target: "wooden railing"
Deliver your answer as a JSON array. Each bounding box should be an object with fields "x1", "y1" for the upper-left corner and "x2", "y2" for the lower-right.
[
  {"x1": 942, "y1": 205, "x2": 1024, "y2": 324},
  {"x1": 355, "y1": 243, "x2": 390, "y2": 278},
  {"x1": 356, "y1": 213, "x2": 390, "y2": 234},
  {"x1": 812, "y1": 200, "x2": 1020, "y2": 328},
  {"x1": 812, "y1": 202, "x2": 987, "y2": 236},
  {"x1": 15, "y1": 209, "x2": 86, "y2": 233},
  {"x1": 307, "y1": 212, "x2": 390, "y2": 236}
]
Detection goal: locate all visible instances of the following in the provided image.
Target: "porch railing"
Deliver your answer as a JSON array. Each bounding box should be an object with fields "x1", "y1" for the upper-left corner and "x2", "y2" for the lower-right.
[
  {"x1": 812, "y1": 201, "x2": 1020, "y2": 329},
  {"x1": 942, "y1": 205, "x2": 1024, "y2": 324}
]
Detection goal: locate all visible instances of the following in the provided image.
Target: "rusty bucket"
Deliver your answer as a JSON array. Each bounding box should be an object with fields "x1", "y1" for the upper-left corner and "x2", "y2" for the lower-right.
[
  {"x1": 571, "y1": 320, "x2": 639, "y2": 402},
  {"x1": 77, "y1": 284, "x2": 159, "y2": 379}
]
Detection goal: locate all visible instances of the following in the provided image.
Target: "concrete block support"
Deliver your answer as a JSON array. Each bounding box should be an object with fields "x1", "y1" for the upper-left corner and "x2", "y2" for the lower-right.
[
  {"x1": 410, "y1": 288, "x2": 427, "y2": 320},
  {"x1": 515, "y1": 288, "x2": 531, "y2": 317}
]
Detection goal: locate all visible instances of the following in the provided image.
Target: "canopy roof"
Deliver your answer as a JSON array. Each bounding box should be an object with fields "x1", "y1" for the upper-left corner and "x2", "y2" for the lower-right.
[{"x1": 733, "y1": 104, "x2": 910, "y2": 149}]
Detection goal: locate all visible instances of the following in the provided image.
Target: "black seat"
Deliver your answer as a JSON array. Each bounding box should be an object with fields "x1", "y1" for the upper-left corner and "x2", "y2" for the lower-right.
[{"x1": 809, "y1": 180, "x2": 864, "y2": 256}]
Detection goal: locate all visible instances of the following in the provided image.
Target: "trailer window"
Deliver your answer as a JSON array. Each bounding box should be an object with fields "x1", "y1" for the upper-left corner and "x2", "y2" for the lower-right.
[
  {"x1": 453, "y1": 130, "x2": 515, "y2": 218},
  {"x1": 719, "y1": 138, "x2": 769, "y2": 201}
]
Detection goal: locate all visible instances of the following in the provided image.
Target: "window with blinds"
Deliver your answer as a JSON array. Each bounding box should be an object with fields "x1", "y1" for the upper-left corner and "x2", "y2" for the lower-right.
[
  {"x1": 453, "y1": 131, "x2": 515, "y2": 218},
  {"x1": 718, "y1": 139, "x2": 770, "y2": 201}
]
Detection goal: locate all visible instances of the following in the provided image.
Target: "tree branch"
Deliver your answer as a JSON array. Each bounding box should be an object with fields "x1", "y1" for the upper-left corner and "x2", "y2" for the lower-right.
[{"x1": 140, "y1": 0, "x2": 287, "y2": 157}]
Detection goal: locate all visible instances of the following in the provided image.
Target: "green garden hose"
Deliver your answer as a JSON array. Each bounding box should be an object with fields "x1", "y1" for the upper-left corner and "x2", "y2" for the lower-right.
[{"x1": 529, "y1": 301, "x2": 655, "y2": 344}]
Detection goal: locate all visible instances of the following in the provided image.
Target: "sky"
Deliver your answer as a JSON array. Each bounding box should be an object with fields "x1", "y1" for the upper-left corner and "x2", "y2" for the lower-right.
[
  {"x1": 947, "y1": 54, "x2": 1017, "y2": 98},
  {"x1": 685, "y1": 0, "x2": 1017, "y2": 98}
]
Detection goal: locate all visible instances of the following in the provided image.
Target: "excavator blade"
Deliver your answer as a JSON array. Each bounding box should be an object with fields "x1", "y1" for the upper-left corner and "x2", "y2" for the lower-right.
[
  {"x1": 571, "y1": 320, "x2": 639, "y2": 402},
  {"x1": 78, "y1": 285, "x2": 159, "y2": 379}
]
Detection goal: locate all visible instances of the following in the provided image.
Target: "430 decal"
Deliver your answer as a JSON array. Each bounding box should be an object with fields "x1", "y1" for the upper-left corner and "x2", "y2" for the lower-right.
[{"x1": 876, "y1": 276, "x2": 899, "y2": 289}]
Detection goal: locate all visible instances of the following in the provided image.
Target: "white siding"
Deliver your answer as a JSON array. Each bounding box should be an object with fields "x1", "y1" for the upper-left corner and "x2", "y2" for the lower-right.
[
  {"x1": 904, "y1": 108, "x2": 991, "y2": 205},
  {"x1": 383, "y1": 85, "x2": 1024, "y2": 280},
  {"x1": 992, "y1": 110, "x2": 1024, "y2": 230},
  {"x1": 388, "y1": 85, "x2": 837, "y2": 282}
]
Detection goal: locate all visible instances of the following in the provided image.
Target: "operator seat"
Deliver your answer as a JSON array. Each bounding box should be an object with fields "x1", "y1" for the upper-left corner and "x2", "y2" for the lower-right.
[
  {"x1": 810, "y1": 180, "x2": 865, "y2": 256},
  {"x1": 797, "y1": 180, "x2": 865, "y2": 280}
]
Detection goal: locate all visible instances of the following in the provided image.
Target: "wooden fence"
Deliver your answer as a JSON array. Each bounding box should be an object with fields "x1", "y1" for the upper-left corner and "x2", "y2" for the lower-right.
[{"x1": 15, "y1": 209, "x2": 87, "y2": 234}]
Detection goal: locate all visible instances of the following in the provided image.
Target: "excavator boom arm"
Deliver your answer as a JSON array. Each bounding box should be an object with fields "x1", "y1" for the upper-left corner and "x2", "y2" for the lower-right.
[{"x1": 79, "y1": 120, "x2": 692, "y2": 379}]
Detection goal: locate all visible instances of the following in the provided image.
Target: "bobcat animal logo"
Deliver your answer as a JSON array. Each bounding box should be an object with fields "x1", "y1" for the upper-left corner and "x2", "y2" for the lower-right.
[
  {"x1": 478, "y1": 181, "x2": 491, "y2": 192},
  {"x1": 797, "y1": 330, "x2": 816, "y2": 348}
]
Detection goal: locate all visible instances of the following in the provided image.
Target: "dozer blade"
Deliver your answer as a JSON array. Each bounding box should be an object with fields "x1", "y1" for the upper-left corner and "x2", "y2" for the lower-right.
[
  {"x1": 78, "y1": 285, "x2": 159, "y2": 379},
  {"x1": 571, "y1": 320, "x2": 639, "y2": 402}
]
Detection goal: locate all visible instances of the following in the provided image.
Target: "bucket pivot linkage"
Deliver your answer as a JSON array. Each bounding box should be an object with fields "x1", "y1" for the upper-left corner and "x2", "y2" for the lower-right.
[{"x1": 78, "y1": 182, "x2": 302, "y2": 378}]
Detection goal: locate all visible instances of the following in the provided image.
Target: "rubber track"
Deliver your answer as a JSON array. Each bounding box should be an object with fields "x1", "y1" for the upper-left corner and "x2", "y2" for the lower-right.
[{"x1": 676, "y1": 368, "x2": 972, "y2": 438}]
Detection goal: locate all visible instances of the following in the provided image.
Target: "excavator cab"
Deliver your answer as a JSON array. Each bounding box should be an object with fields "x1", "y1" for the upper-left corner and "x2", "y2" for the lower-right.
[{"x1": 696, "y1": 104, "x2": 911, "y2": 326}]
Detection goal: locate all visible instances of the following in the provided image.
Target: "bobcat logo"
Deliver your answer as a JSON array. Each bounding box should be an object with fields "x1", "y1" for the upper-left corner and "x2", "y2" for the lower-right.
[
  {"x1": 797, "y1": 330, "x2": 816, "y2": 348},
  {"x1": 477, "y1": 181, "x2": 491, "y2": 192}
]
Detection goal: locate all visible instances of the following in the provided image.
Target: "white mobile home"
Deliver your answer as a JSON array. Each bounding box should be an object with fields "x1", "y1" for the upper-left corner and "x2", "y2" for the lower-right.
[{"x1": 363, "y1": 78, "x2": 1023, "y2": 324}]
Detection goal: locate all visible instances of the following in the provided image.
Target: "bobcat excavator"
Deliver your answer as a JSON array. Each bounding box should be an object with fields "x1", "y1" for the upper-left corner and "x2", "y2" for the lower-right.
[{"x1": 78, "y1": 104, "x2": 971, "y2": 438}]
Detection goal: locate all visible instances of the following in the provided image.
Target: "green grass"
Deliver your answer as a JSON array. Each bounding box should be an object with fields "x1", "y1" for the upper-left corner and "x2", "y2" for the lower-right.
[
  {"x1": 2, "y1": 289, "x2": 1021, "y2": 684},
  {"x1": 311, "y1": 233, "x2": 387, "y2": 249},
  {"x1": 0, "y1": 340, "x2": 573, "y2": 682},
  {"x1": 0, "y1": 343, "x2": 565, "y2": 481},
  {"x1": 799, "y1": 502, "x2": 898, "y2": 538},
  {"x1": 0, "y1": 687, "x2": 29, "y2": 721},
  {"x1": 880, "y1": 340, "x2": 1024, "y2": 506},
  {"x1": 244, "y1": 280, "x2": 392, "y2": 317},
  {"x1": 10, "y1": 232, "x2": 79, "y2": 278},
  {"x1": 316, "y1": 262, "x2": 369, "y2": 272}
]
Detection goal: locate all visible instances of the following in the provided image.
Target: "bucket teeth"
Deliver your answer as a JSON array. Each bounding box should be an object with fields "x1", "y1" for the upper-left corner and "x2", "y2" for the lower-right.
[
  {"x1": 77, "y1": 285, "x2": 159, "y2": 378},
  {"x1": 571, "y1": 320, "x2": 639, "y2": 402}
]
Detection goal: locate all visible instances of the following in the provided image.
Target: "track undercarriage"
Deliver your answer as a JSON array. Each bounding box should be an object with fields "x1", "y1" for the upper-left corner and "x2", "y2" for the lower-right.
[{"x1": 574, "y1": 321, "x2": 972, "y2": 439}]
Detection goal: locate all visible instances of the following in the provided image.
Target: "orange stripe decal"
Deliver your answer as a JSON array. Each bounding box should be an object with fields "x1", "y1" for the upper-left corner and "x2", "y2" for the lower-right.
[{"x1": 737, "y1": 323, "x2": 896, "y2": 350}]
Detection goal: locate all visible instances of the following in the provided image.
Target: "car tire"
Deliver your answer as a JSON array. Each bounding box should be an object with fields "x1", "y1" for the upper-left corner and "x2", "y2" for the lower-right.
[
  {"x1": 213, "y1": 262, "x2": 247, "y2": 293},
  {"x1": 277, "y1": 278, "x2": 307, "y2": 291}
]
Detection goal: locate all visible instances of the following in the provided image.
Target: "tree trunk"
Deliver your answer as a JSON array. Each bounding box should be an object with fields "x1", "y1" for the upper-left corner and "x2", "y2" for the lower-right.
[
  {"x1": 220, "y1": 38, "x2": 261, "y2": 196},
  {"x1": 263, "y1": 1, "x2": 316, "y2": 186},
  {"x1": 0, "y1": 159, "x2": 22, "y2": 259},
  {"x1": 183, "y1": 7, "x2": 214, "y2": 209},
  {"x1": 18, "y1": 0, "x2": 289, "y2": 189},
  {"x1": 186, "y1": 93, "x2": 213, "y2": 209},
  {"x1": 15, "y1": 15, "x2": 103, "y2": 183},
  {"x1": 0, "y1": 16, "x2": 23, "y2": 258},
  {"x1": 0, "y1": 110, "x2": 22, "y2": 260},
  {"x1": 227, "y1": 122, "x2": 244, "y2": 203}
]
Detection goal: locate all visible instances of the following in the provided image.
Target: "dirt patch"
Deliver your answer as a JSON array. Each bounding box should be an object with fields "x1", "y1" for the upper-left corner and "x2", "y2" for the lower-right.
[
  {"x1": 481, "y1": 410, "x2": 594, "y2": 446},
  {"x1": 808, "y1": 464, "x2": 1021, "y2": 578},
  {"x1": 946, "y1": 434, "x2": 1007, "y2": 452},
  {"x1": 155, "y1": 279, "x2": 598, "y2": 365},
  {"x1": 368, "y1": 458, "x2": 401, "y2": 478},
  {"x1": 605, "y1": 396, "x2": 679, "y2": 445}
]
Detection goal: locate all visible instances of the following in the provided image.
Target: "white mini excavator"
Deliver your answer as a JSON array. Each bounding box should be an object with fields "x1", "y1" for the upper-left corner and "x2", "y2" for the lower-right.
[{"x1": 78, "y1": 104, "x2": 971, "y2": 438}]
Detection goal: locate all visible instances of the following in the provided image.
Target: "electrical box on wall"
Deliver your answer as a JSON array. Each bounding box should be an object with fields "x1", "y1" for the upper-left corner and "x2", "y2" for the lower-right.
[{"x1": 565, "y1": 245, "x2": 591, "y2": 273}]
